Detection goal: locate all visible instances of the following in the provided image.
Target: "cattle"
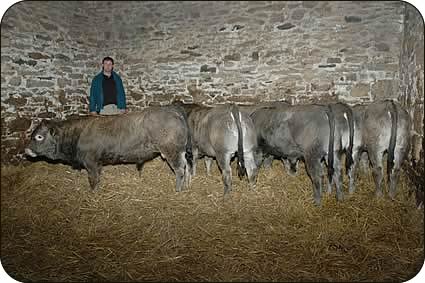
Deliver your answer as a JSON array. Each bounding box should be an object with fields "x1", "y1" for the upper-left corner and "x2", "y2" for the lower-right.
[
  {"x1": 25, "y1": 107, "x2": 193, "y2": 192},
  {"x1": 322, "y1": 102, "x2": 355, "y2": 197},
  {"x1": 348, "y1": 100, "x2": 411, "y2": 198},
  {"x1": 251, "y1": 103, "x2": 336, "y2": 206},
  {"x1": 240, "y1": 101, "x2": 291, "y2": 170},
  {"x1": 173, "y1": 102, "x2": 259, "y2": 194},
  {"x1": 253, "y1": 101, "x2": 355, "y2": 201}
]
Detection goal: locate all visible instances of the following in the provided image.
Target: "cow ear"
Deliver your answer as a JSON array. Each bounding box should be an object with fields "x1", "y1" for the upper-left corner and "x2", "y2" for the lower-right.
[
  {"x1": 49, "y1": 125, "x2": 59, "y2": 137},
  {"x1": 40, "y1": 119, "x2": 48, "y2": 127}
]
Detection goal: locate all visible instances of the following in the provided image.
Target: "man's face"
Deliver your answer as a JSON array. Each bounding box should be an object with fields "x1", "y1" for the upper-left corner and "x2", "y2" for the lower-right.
[{"x1": 102, "y1": 60, "x2": 114, "y2": 72}]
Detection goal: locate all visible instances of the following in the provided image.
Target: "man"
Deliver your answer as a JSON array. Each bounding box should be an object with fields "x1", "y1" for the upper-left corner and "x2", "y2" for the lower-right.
[{"x1": 89, "y1": 56, "x2": 128, "y2": 115}]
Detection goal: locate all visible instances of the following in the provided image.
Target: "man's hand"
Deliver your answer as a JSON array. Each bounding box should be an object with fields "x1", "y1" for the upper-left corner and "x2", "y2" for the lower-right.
[{"x1": 89, "y1": 111, "x2": 98, "y2": 116}]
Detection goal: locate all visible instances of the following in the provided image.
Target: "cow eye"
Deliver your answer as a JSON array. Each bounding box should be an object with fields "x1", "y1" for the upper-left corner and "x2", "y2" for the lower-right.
[{"x1": 35, "y1": 134, "x2": 44, "y2": 141}]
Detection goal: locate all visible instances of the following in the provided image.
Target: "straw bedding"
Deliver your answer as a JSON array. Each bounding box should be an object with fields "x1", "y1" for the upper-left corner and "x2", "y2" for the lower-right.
[{"x1": 1, "y1": 158, "x2": 423, "y2": 281}]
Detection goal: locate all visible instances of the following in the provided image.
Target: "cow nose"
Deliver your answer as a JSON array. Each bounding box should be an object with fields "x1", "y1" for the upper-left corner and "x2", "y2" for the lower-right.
[{"x1": 25, "y1": 148, "x2": 37, "y2": 157}]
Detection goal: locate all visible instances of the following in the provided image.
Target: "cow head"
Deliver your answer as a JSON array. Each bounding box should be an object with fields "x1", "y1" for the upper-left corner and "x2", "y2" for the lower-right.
[{"x1": 25, "y1": 120, "x2": 59, "y2": 160}]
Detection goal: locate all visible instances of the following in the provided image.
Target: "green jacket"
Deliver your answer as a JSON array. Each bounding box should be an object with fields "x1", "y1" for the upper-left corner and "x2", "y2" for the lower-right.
[{"x1": 89, "y1": 71, "x2": 126, "y2": 112}]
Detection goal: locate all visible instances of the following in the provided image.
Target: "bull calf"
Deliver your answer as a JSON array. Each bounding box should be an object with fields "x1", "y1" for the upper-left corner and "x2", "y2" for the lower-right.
[
  {"x1": 25, "y1": 108, "x2": 193, "y2": 192},
  {"x1": 348, "y1": 100, "x2": 411, "y2": 198},
  {"x1": 251, "y1": 104, "x2": 336, "y2": 206},
  {"x1": 175, "y1": 102, "x2": 259, "y2": 194}
]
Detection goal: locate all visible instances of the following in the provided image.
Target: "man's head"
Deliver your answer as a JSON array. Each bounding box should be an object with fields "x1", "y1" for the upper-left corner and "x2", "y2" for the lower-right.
[{"x1": 102, "y1": 56, "x2": 114, "y2": 73}]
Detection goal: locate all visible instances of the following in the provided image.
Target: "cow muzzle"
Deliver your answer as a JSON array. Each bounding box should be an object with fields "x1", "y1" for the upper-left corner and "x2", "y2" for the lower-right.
[{"x1": 25, "y1": 148, "x2": 37, "y2": 157}]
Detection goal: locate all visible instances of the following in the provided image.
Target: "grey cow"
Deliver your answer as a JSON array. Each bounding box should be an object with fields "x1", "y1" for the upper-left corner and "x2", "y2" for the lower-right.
[
  {"x1": 240, "y1": 101, "x2": 292, "y2": 170},
  {"x1": 25, "y1": 107, "x2": 193, "y2": 192},
  {"x1": 250, "y1": 102, "x2": 355, "y2": 202},
  {"x1": 175, "y1": 102, "x2": 259, "y2": 194},
  {"x1": 251, "y1": 103, "x2": 336, "y2": 205},
  {"x1": 348, "y1": 100, "x2": 411, "y2": 198},
  {"x1": 321, "y1": 102, "x2": 355, "y2": 197}
]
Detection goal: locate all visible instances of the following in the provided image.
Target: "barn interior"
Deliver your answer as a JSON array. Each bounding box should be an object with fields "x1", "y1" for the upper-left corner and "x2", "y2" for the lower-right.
[{"x1": 1, "y1": 1, "x2": 424, "y2": 281}]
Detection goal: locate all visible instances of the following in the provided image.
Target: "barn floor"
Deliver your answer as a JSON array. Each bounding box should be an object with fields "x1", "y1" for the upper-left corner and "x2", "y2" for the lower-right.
[{"x1": 1, "y1": 158, "x2": 423, "y2": 282}]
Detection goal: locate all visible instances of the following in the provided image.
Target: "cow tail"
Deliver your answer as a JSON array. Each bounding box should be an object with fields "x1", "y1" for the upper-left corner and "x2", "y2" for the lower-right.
[
  {"x1": 178, "y1": 107, "x2": 193, "y2": 172},
  {"x1": 345, "y1": 105, "x2": 355, "y2": 174},
  {"x1": 326, "y1": 105, "x2": 335, "y2": 183},
  {"x1": 185, "y1": 126, "x2": 193, "y2": 172},
  {"x1": 231, "y1": 104, "x2": 246, "y2": 179},
  {"x1": 388, "y1": 100, "x2": 398, "y2": 178},
  {"x1": 182, "y1": 114, "x2": 193, "y2": 172}
]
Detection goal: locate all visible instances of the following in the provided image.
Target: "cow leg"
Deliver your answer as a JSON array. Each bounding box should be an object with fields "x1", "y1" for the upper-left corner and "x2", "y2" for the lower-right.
[
  {"x1": 163, "y1": 151, "x2": 186, "y2": 192},
  {"x1": 136, "y1": 153, "x2": 160, "y2": 178},
  {"x1": 368, "y1": 149, "x2": 384, "y2": 197},
  {"x1": 333, "y1": 152, "x2": 344, "y2": 201},
  {"x1": 359, "y1": 151, "x2": 369, "y2": 174},
  {"x1": 253, "y1": 149, "x2": 264, "y2": 168},
  {"x1": 205, "y1": 156, "x2": 213, "y2": 176},
  {"x1": 191, "y1": 147, "x2": 199, "y2": 177},
  {"x1": 348, "y1": 150, "x2": 360, "y2": 194},
  {"x1": 244, "y1": 150, "x2": 259, "y2": 190},
  {"x1": 84, "y1": 159, "x2": 102, "y2": 191},
  {"x1": 389, "y1": 148, "x2": 407, "y2": 199},
  {"x1": 263, "y1": 155, "x2": 274, "y2": 170},
  {"x1": 321, "y1": 161, "x2": 332, "y2": 194},
  {"x1": 305, "y1": 158, "x2": 323, "y2": 206},
  {"x1": 216, "y1": 152, "x2": 232, "y2": 194},
  {"x1": 136, "y1": 162, "x2": 144, "y2": 178},
  {"x1": 182, "y1": 152, "x2": 192, "y2": 190}
]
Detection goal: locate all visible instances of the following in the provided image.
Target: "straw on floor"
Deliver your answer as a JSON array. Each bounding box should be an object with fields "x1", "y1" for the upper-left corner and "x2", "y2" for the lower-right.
[{"x1": 1, "y1": 157, "x2": 423, "y2": 282}]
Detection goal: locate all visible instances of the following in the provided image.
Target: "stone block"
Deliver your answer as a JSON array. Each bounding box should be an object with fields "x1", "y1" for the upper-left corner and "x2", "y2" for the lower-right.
[
  {"x1": 200, "y1": 65, "x2": 216, "y2": 73},
  {"x1": 277, "y1": 23, "x2": 295, "y2": 30},
  {"x1": 375, "y1": 42, "x2": 390, "y2": 52},
  {"x1": 57, "y1": 78, "x2": 71, "y2": 88},
  {"x1": 311, "y1": 82, "x2": 333, "y2": 91},
  {"x1": 26, "y1": 79, "x2": 55, "y2": 88},
  {"x1": 40, "y1": 21, "x2": 58, "y2": 31},
  {"x1": 224, "y1": 53, "x2": 241, "y2": 61},
  {"x1": 318, "y1": 63, "x2": 336, "y2": 68},
  {"x1": 344, "y1": 56, "x2": 369, "y2": 63},
  {"x1": 327, "y1": 58, "x2": 342, "y2": 64},
  {"x1": 9, "y1": 77, "x2": 22, "y2": 86},
  {"x1": 302, "y1": 1, "x2": 318, "y2": 8},
  {"x1": 130, "y1": 91, "x2": 144, "y2": 101},
  {"x1": 371, "y1": 80, "x2": 398, "y2": 99},
  {"x1": 345, "y1": 73, "x2": 357, "y2": 81},
  {"x1": 9, "y1": 117, "x2": 31, "y2": 131},
  {"x1": 291, "y1": 9, "x2": 305, "y2": 20},
  {"x1": 38, "y1": 112, "x2": 57, "y2": 119},
  {"x1": 13, "y1": 58, "x2": 37, "y2": 66},
  {"x1": 5, "y1": 96, "x2": 27, "y2": 107},
  {"x1": 344, "y1": 16, "x2": 362, "y2": 23},
  {"x1": 54, "y1": 54, "x2": 71, "y2": 61},
  {"x1": 28, "y1": 52, "x2": 50, "y2": 60},
  {"x1": 351, "y1": 83, "x2": 370, "y2": 97}
]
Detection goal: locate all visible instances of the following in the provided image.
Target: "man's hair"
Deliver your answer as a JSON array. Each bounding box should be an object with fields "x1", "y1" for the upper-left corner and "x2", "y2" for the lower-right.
[{"x1": 102, "y1": 56, "x2": 114, "y2": 64}]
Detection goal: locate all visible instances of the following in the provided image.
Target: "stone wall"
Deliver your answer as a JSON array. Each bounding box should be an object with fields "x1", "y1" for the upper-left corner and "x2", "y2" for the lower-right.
[
  {"x1": 399, "y1": 3, "x2": 424, "y2": 161},
  {"x1": 1, "y1": 1, "x2": 421, "y2": 163},
  {"x1": 91, "y1": 1, "x2": 405, "y2": 107},
  {"x1": 1, "y1": 1, "x2": 99, "y2": 161}
]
